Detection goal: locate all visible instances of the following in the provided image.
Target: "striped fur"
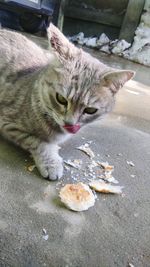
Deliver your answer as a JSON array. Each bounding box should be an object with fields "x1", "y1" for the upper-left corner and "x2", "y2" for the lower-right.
[{"x1": 0, "y1": 24, "x2": 134, "y2": 180}]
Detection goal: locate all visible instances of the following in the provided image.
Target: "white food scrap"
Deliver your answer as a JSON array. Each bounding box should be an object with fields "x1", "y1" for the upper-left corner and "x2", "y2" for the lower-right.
[
  {"x1": 59, "y1": 183, "x2": 96, "y2": 211},
  {"x1": 89, "y1": 180, "x2": 123, "y2": 194},
  {"x1": 64, "y1": 165, "x2": 70, "y2": 171},
  {"x1": 64, "y1": 159, "x2": 82, "y2": 169},
  {"x1": 128, "y1": 263, "x2": 135, "y2": 267},
  {"x1": 130, "y1": 174, "x2": 136, "y2": 178},
  {"x1": 117, "y1": 153, "x2": 123, "y2": 156},
  {"x1": 88, "y1": 160, "x2": 99, "y2": 171},
  {"x1": 106, "y1": 176, "x2": 119, "y2": 184},
  {"x1": 127, "y1": 161, "x2": 135, "y2": 167},
  {"x1": 100, "y1": 171, "x2": 118, "y2": 183},
  {"x1": 98, "y1": 161, "x2": 114, "y2": 172},
  {"x1": 42, "y1": 228, "x2": 49, "y2": 240},
  {"x1": 77, "y1": 143, "x2": 95, "y2": 158},
  {"x1": 43, "y1": 234, "x2": 49, "y2": 241},
  {"x1": 42, "y1": 228, "x2": 47, "y2": 235}
]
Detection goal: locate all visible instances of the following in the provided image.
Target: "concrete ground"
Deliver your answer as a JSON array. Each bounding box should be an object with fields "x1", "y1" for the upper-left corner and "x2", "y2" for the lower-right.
[{"x1": 0, "y1": 35, "x2": 150, "y2": 267}]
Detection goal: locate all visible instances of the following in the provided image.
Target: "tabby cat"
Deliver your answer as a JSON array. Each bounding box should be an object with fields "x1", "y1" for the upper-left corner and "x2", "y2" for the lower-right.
[{"x1": 0, "y1": 24, "x2": 134, "y2": 180}]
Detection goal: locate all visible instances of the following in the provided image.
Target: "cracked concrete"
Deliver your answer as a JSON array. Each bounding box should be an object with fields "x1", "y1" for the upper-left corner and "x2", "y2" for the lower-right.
[{"x1": 0, "y1": 35, "x2": 150, "y2": 267}]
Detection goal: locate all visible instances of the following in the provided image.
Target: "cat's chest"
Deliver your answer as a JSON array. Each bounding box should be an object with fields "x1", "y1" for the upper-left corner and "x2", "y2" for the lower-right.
[{"x1": 49, "y1": 130, "x2": 71, "y2": 145}]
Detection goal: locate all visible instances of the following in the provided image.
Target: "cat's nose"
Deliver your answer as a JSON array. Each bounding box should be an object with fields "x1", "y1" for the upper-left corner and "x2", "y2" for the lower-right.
[{"x1": 63, "y1": 123, "x2": 80, "y2": 134}]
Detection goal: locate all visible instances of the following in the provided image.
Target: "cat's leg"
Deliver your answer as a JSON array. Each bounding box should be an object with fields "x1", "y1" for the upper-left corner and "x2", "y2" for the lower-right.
[
  {"x1": 31, "y1": 143, "x2": 63, "y2": 181},
  {"x1": 1, "y1": 125, "x2": 63, "y2": 180}
]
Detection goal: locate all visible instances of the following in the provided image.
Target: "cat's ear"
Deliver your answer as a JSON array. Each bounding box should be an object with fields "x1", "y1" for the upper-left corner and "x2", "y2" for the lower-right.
[
  {"x1": 102, "y1": 70, "x2": 135, "y2": 94},
  {"x1": 47, "y1": 23, "x2": 78, "y2": 60}
]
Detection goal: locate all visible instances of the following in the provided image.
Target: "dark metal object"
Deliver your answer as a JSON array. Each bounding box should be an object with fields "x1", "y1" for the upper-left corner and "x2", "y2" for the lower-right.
[{"x1": 0, "y1": 0, "x2": 61, "y2": 33}]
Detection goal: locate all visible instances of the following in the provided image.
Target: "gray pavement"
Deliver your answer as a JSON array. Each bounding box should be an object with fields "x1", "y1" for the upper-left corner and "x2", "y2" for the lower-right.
[{"x1": 0, "y1": 37, "x2": 150, "y2": 267}]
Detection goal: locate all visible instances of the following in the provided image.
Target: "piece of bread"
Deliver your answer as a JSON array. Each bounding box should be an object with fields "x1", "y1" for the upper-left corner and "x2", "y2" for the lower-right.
[
  {"x1": 59, "y1": 183, "x2": 96, "y2": 211},
  {"x1": 89, "y1": 180, "x2": 123, "y2": 194}
]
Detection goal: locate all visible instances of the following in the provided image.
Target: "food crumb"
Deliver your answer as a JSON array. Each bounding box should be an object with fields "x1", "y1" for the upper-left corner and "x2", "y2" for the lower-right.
[
  {"x1": 89, "y1": 180, "x2": 123, "y2": 194},
  {"x1": 117, "y1": 153, "x2": 123, "y2": 156},
  {"x1": 59, "y1": 183, "x2": 96, "y2": 211},
  {"x1": 42, "y1": 228, "x2": 49, "y2": 240},
  {"x1": 27, "y1": 165, "x2": 36, "y2": 172},
  {"x1": 42, "y1": 228, "x2": 47, "y2": 235},
  {"x1": 130, "y1": 174, "x2": 136, "y2": 178},
  {"x1": 77, "y1": 143, "x2": 95, "y2": 158},
  {"x1": 64, "y1": 159, "x2": 82, "y2": 169}
]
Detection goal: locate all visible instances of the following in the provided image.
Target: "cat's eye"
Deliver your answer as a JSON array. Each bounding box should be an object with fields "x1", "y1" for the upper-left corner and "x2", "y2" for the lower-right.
[
  {"x1": 84, "y1": 107, "x2": 98, "y2": 114},
  {"x1": 56, "y1": 93, "x2": 68, "y2": 106}
]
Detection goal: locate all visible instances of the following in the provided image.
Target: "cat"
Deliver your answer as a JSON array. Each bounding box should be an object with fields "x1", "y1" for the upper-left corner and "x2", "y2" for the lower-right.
[{"x1": 0, "y1": 23, "x2": 134, "y2": 180}]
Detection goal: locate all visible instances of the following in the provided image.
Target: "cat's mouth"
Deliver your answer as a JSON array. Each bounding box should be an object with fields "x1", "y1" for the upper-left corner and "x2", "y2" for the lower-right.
[{"x1": 63, "y1": 124, "x2": 80, "y2": 134}]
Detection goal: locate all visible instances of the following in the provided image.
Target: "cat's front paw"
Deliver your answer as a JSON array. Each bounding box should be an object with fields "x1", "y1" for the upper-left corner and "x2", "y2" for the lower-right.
[
  {"x1": 47, "y1": 159, "x2": 64, "y2": 181},
  {"x1": 33, "y1": 154, "x2": 63, "y2": 181}
]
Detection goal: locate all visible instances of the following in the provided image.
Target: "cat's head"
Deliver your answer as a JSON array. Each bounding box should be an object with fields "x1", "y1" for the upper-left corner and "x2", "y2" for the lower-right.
[{"x1": 43, "y1": 24, "x2": 134, "y2": 134}]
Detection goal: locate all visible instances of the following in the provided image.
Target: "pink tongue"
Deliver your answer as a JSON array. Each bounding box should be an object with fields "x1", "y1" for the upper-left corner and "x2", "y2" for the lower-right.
[{"x1": 63, "y1": 124, "x2": 80, "y2": 134}]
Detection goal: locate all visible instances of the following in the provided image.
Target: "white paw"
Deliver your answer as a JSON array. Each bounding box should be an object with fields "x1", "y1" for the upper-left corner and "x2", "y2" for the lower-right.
[{"x1": 33, "y1": 153, "x2": 63, "y2": 181}]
